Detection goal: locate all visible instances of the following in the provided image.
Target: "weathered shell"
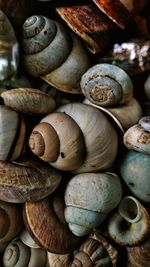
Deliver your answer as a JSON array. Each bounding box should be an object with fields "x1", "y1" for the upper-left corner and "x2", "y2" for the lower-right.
[
  {"x1": 107, "y1": 196, "x2": 150, "y2": 246},
  {"x1": 23, "y1": 195, "x2": 83, "y2": 254},
  {"x1": 81, "y1": 63, "x2": 133, "y2": 107},
  {"x1": 120, "y1": 150, "x2": 150, "y2": 203},
  {"x1": 65, "y1": 172, "x2": 122, "y2": 236},
  {"x1": 0, "y1": 159, "x2": 61, "y2": 203},
  {"x1": 3, "y1": 238, "x2": 47, "y2": 267},
  {"x1": 123, "y1": 116, "x2": 150, "y2": 154},
  {"x1": 22, "y1": 15, "x2": 90, "y2": 94},
  {"x1": 56, "y1": 4, "x2": 119, "y2": 54},
  {"x1": 0, "y1": 105, "x2": 26, "y2": 161},
  {"x1": 57, "y1": 103, "x2": 118, "y2": 173},
  {"x1": 1, "y1": 88, "x2": 56, "y2": 115},
  {"x1": 0, "y1": 201, "x2": 22, "y2": 243}
]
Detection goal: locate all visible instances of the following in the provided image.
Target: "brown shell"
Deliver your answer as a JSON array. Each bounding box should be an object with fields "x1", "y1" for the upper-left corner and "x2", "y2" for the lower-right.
[
  {"x1": 1, "y1": 88, "x2": 56, "y2": 115},
  {"x1": 0, "y1": 160, "x2": 61, "y2": 203},
  {"x1": 23, "y1": 194, "x2": 83, "y2": 254}
]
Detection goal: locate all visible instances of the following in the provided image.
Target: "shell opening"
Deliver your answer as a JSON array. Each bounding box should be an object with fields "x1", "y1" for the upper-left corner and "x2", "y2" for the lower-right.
[{"x1": 119, "y1": 196, "x2": 141, "y2": 223}]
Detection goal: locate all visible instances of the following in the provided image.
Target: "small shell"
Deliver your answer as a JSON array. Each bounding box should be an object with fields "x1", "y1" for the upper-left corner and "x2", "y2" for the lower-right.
[
  {"x1": 107, "y1": 196, "x2": 150, "y2": 246},
  {"x1": 65, "y1": 172, "x2": 122, "y2": 236},
  {"x1": 123, "y1": 116, "x2": 150, "y2": 154},
  {"x1": 0, "y1": 159, "x2": 61, "y2": 203},
  {"x1": 1, "y1": 88, "x2": 56, "y2": 115},
  {"x1": 23, "y1": 195, "x2": 83, "y2": 254},
  {"x1": 0, "y1": 201, "x2": 23, "y2": 243},
  {"x1": 81, "y1": 63, "x2": 133, "y2": 107},
  {"x1": 3, "y1": 238, "x2": 47, "y2": 267},
  {"x1": 0, "y1": 105, "x2": 26, "y2": 161}
]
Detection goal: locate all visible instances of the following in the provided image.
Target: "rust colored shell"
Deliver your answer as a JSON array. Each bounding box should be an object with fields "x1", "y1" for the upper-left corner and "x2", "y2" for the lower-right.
[
  {"x1": 0, "y1": 160, "x2": 61, "y2": 203},
  {"x1": 23, "y1": 195, "x2": 83, "y2": 254},
  {"x1": 1, "y1": 88, "x2": 56, "y2": 115},
  {"x1": 56, "y1": 4, "x2": 119, "y2": 54}
]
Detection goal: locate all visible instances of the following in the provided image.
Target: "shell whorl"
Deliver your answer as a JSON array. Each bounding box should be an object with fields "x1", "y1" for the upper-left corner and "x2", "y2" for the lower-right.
[
  {"x1": 107, "y1": 196, "x2": 150, "y2": 246},
  {"x1": 0, "y1": 201, "x2": 22, "y2": 243},
  {"x1": 3, "y1": 239, "x2": 47, "y2": 267},
  {"x1": 81, "y1": 63, "x2": 133, "y2": 107}
]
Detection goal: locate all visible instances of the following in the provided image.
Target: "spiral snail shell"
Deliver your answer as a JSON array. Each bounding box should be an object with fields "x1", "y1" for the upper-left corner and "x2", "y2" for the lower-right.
[
  {"x1": 107, "y1": 196, "x2": 150, "y2": 246},
  {"x1": 64, "y1": 172, "x2": 122, "y2": 236},
  {"x1": 3, "y1": 238, "x2": 47, "y2": 267},
  {"x1": 81, "y1": 63, "x2": 133, "y2": 107},
  {"x1": 29, "y1": 103, "x2": 118, "y2": 172},
  {"x1": 1, "y1": 88, "x2": 56, "y2": 115},
  {"x1": 22, "y1": 15, "x2": 90, "y2": 94},
  {"x1": 0, "y1": 105, "x2": 26, "y2": 161},
  {"x1": 0, "y1": 201, "x2": 22, "y2": 243},
  {"x1": 0, "y1": 159, "x2": 61, "y2": 203}
]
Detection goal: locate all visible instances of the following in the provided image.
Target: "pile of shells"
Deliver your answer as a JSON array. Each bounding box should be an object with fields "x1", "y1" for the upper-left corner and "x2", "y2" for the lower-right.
[{"x1": 0, "y1": 1, "x2": 150, "y2": 266}]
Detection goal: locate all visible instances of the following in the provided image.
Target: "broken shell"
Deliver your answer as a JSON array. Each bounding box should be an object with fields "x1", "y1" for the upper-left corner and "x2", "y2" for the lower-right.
[
  {"x1": 107, "y1": 196, "x2": 150, "y2": 246},
  {"x1": 1, "y1": 88, "x2": 56, "y2": 115},
  {"x1": 0, "y1": 201, "x2": 22, "y2": 243},
  {"x1": 3, "y1": 238, "x2": 47, "y2": 267},
  {"x1": 123, "y1": 116, "x2": 150, "y2": 154},
  {"x1": 22, "y1": 15, "x2": 90, "y2": 93},
  {"x1": 0, "y1": 159, "x2": 61, "y2": 203},
  {"x1": 81, "y1": 63, "x2": 133, "y2": 107},
  {"x1": 23, "y1": 195, "x2": 83, "y2": 254},
  {"x1": 0, "y1": 105, "x2": 26, "y2": 161},
  {"x1": 56, "y1": 4, "x2": 119, "y2": 54},
  {"x1": 64, "y1": 172, "x2": 122, "y2": 236}
]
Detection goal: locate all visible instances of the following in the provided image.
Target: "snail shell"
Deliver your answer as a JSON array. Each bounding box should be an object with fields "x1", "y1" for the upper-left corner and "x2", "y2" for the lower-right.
[
  {"x1": 0, "y1": 105, "x2": 26, "y2": 161},
  {"x1": 120, "y1": 150, "x2": 150, "y2": 203},
  {"x1": 92, "y1": 0, "x2": 149, "y2": 29},
  {"x1": 56, "y1": 4, "x2": 119, "y2": 54},
  {"x1": 81, "y1": 63, "x2": 133, "y2": 107},
  {"x1": 107, "y1": 196, "x2": 150, "y2": 246},
  {"x1": 0, "y1": 201, "x2": 22, "y2": 243},
  {"x1": 1, "y1": 88, "x2": 56, "y2": 115},
  {"x1": 3, "y1": 238, "x2": 47, "y2": 267},
  {"x1": 64, "y1": 172, "x2": 122, "y2": 236},
  {"x1": 20, "y1": 229, "x2": 40, "y2": 248},
  {"x1": 123, "y1": 116, "x2": 150, "y2": 154},
  {"x1": 0, "y1": 159, "x2": 61, "y2": 203},
  {"x1": 144, "y1": 74, "x2": 150, "y2": 100},
  {"x1": 22, "y1": 15, "x2": 90, "y2": 94},
  {"x1": 126, "y1": 234, "x2": 150, "y2": 267},
  {"x1": 23, "y1": 194, "x2": 83, "y2": 254},
  {"x1": 29, "y1": 103, "x2": 118, "y2": 172}
]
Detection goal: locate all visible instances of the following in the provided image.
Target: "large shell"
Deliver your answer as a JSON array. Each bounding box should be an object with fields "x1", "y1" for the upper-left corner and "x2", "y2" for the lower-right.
[
  {"x1": 1, "y1": 88, "x2": 56, "y2": 115},
  {"x1": 0, "y1": 159, "x2": 61, "y2": 203},
  {"x1": 0, "y1": 105, "x2": 26, "y2": 161},
  {"x1": 64, "y1": 172, "x2": 122, "y2": 236},
  {"x1": 23, "y1": 194, "x2": 83, "y2": 254},
  {"x1": 57, "y1": 103, "x2": 118, "y2": 173},
  {"x1": 22, "y1": 15, "x2": 90, "y2": 93}
]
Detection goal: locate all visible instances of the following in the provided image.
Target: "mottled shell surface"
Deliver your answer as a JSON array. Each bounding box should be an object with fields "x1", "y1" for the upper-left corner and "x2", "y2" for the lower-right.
[
  {"x1": 1, "y1": 88, "x2": 56, "y2": 115},
  {"x1": 81, "y1": 63, "x2": 133, "y2": 107},
  {"x1": 0, "y1": 105, "x2": 26, "y2": 161},
  {"x1": 120, "y1": 150, "x2": 150, "y2": 203},
  {"x1": 65, "y1": 172, "x2": 122, "y2": 236},
  {"x1": 57, "y1": 103, "x2": 118, "y2": 173},
  {"x1": 0, "y1": 160, "x2": 61, "y2": 203}
]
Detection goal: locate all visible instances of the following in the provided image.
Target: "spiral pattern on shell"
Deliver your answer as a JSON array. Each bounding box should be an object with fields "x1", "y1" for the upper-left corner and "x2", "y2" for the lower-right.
[
  {"x1": 22, "y1": 15, "x2": 90, "y2": 93},
  {"x1": 3, "y1": 239, "x2": 47, "y2": 267}
]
